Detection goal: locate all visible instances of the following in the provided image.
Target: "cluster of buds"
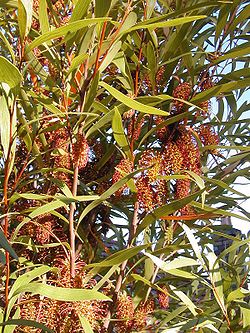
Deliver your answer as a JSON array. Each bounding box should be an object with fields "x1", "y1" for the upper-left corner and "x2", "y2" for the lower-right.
[
  {"x1": 140, "y1": 73, "x2": 152, "y2": 93},
  {"x1": 112, "y1": 159, "x2": 133, "y2": 196},
  {"x1": 136, "y1": 176, "x2": 155, "y2": 211},
  {"x1": 172, "y1": 82, "x2": 192, "y2": 113},
  {"x1": 198, "y1": 124, "x2": 219, "y2": 154}
]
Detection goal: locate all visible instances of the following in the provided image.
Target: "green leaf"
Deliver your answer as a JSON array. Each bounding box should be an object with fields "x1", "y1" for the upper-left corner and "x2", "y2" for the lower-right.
[
  {"x1": 138, "y1": 111, "x2": 189, "y2": 147},
  {"x1": 99, "y1": 41, "x2": 122, "y2": 73},
  {"x1": 191, "y1": 79, "x2": 250, "y2": 104},
  {"x1": 70, "y1": 0, "x2": 92, "y2": 22},
  {"x1": 0, "y1": 319, "x2": 53, "y2": 333},
  {"x1": 214, "y1": 44, "x2": 250, "y2": 64},
  {"x1": 100, "y1": 82, "x2": 169, "y2": 116},
  {"x1": 169, "y1": 285, "x2": 198, "y2": 316},
  {"x1": 112, "y1": 108, "x2": 131, "y2": 159},
  {"x1": 240, "y1": 304, "x2": 250, "y2": 328},
  {"x1": 0, "y1": 31, "x2": 15, "y2": 62},
  {"x1": 84, "y1": 71, "x2": 100, "y2": 113},
  {"x1": 0, "y1": 94, "x2": 10, "y2": 159},
  {"x1": 192, "y1": 202, "x2": 250, "y2": 222},
  {"x1": 147, "y1": 41, "x2": 156, "y2": 90},
  {"x1": 0, "y1": 229, "x2": 18, "y2": 260},
  {"x1": 28, "y1": 200, "x2": 67, "y2": 219},
  {"x1": 0, "y1": 0, "x2": 18, "y2": 7},
  {"x1": 38, "y1": 0, "x2": 50, "y2": 34},
  {"x1": 205, "y1": 176, "x2": 247, "y2": 197},
  {"x1": 11, "y1": 200, "x2": 68, "y2": 241},
  {"x1": 95, "y1": 0, "x2": 112, "y2": 17},
  {"x1": 4, "y1": 307, "x2": 20, "y2": 333},
  {"x1": 66, "y1": 53, "x2": 88, "y2": 77},
  {"x1": 184, "y1": 170, "x2": 207, "y2": 208},
  {"x1": 9, "y1": 265, "x2": 53, "y2": 299},
  {"x1": 27, "y1": 18, "x2": 111, "y2": 51},
  {"x1": 0, "y1": 57, "x2": 22, "y2": 88},
  {"x1": 135, "y1": 190, "x2": 203, "y2": 237},
  {"x1": 18, "y1": 0, "x2": 33, "y2": 40},
  {"x1": 167, "y1": 269, "x2": 197, "y2": 280},
  {"x1": 207, "y1": 252, "x2": 226, "y2": 315},
  {"x1": 86, "y1": 245, "x2": 148, "y2": 268},
  {"x1": 227, "y1": 288, "x2": 250, "y2": 303},
  {"x1": 85, "y1": 108, "x2": 113, "y2": 138},
  {"x1": 145, "y1": 253, "x2": 199, "y2": 271},
  {"x1": 78, "y1": 315, "x2": 94, "y2": 333},
  {"x1": 12, "y1": 283, "x2": 111, "y2": 301},
  {"x1": 180, "y1": 223, "x2": 205, "y2": 268},
  {"x1": 118, "y1": 11, "x2": 137, "y2": 35},
  {"x1": 77, "y1": 168, "x2": 142, "y2": 228},
  {"x1": 216, "y1": 238, "x2": 250, "y2": 265},
  {"x1": 123, "y1": 15, "x2": 206, "y2": 34},
  {"x1": 93, "y1": 266, "x2": 118, "y2": 291}
]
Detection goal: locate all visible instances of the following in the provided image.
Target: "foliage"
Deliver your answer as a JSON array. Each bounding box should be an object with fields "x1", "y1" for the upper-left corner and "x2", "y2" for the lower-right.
[{"x1": 0, "y1": 0, "x2": 249, "y2": 332}]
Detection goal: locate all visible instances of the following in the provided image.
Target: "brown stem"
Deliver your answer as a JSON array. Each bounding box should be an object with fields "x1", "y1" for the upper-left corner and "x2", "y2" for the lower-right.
[
  {"x1": 93, "y1": 21, "x2": 108, "y2": 77},
  {"x1": 69, "y1": 163, "x2": 79, "y2": 278}
]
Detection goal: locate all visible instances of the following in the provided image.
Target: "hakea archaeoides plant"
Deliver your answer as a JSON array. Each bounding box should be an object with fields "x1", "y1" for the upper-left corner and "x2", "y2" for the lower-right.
[{"x1": 0, "y1": 0, "x2": 249, "y2": 332}]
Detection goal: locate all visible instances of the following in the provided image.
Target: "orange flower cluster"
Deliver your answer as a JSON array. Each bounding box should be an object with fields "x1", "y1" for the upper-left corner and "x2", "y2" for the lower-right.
[
  {"x1": 198, "y1": 124, "x2": 219, "y2": 154},
  {"x1": 175, "y1": 178, "x2": 194, "y2": 215},
  {"x1": 115, "y1": 293, "x2": 134, "y2": 332},
  {"x1": 155, "y1": 116, "x2": 169, "y2": 140},
  {"x1": 162, "y1": 142, "x2": 183, "y2": 174},
  {"x1": 173, "y1": 82, "x2": 192, "y2": 113},
  {"x1": 114, "y1": 294, "x2": 154, "y2": 333},
  {"x1": 136, "y1": 125, "x2": 201, "y2": 213},
  {"x1": 137, "y1": 150, "x2": 167, "y2": 211},
  {"x1": 175, "y1": 126, "x2": 201, "y2": 174},
  {"x1": 72, "y1": 134, "x2": 90, "y2": 170},
  {"x1": 112, "y1": 159, "x2": 133, "y2": 196},
  {"x1": 158, "y1": 286, "x2": 170, "y2": 309}
]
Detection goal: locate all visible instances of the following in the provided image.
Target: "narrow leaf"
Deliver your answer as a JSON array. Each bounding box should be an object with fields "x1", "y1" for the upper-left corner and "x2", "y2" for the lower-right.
[
  {"x1": 145, "y1": 253, "x2": 199, "y2": 271},
  {"x1": 13, "y1": 283, "x2": 111, "y2": 301},
  {"x1": 0, "y1": 229, "x2": 18, "y2": 260},
  {"x1": 27, "y1": 18, "x2": 111, "y2": 51},
  {"x1": 86, "y1": 245, "x2": 148, "y2": 268},
  {"x1": 78, "y1": 315, "x2": 94, "y2": 333},
  {"x1": 169, "y1": 285, "x2": 198, "y2": 316},
  {"x1": 0, "y1": 320, "x2": 53, "y2": 333},
  {"x1": 18, "y1": 0, "x2": 33, "y2": 40},
  {"x1": 112, "y1": 108, "x2": 131, "y2": 159},
  {"x1": 0, "y1": 57, "x2": 22, "y2": 88},
  {"x1": 100, "y1": 82, "x2": 169, "y2": 116}
]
